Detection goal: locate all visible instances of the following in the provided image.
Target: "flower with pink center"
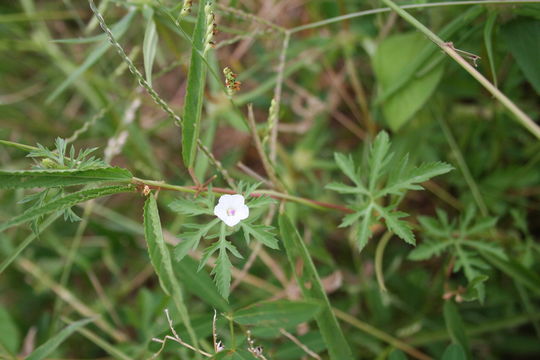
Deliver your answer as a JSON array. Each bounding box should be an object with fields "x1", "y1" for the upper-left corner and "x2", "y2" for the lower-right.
[{"x1": 213, "y1": 194, "x2": 249, "y2": 227}]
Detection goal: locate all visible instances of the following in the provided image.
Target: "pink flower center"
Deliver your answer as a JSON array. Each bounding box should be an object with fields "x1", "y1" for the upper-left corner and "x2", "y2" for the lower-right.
[{"x1": 226, "y1": 208, "x2": 236, "y2": 216}]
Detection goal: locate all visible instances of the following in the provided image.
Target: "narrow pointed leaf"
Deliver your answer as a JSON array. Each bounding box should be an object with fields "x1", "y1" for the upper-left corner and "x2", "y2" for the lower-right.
[
  {"x1": 0, "y1": 168, "x2": 132, "y2": 190},
  {"x1": 279, "y1": 214, "x2": 354, "y2": 360},
  {"x1": 182, "y1": 0, "x2": 209, "y2": 167},
  {"x1": 27, "y1": 318, "x2": 93, "y2": 360}
]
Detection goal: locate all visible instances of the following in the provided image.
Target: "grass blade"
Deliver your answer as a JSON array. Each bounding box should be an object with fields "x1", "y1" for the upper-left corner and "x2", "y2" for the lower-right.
[
  {"x1": 26, "y1": 318, "x2": 93, "y2": 360},
  {"x1": 182, "y1": 0, "x2": 209, "y2": 168},
  {"x1": 46, "y1": 10, "x2": 136, "y2": 103},
  {"x1": 0, "y1": 168, "x2": 132, "y2": 189},
  {"x1": 279, "y1": 214, "x2": 353, "y2": 360},
  {"x1": 0, "y1": 185, "x2": 134, "y2": 233},
  {"x1": 142, "y1": 7, "x2": 158, "y2": 87}
]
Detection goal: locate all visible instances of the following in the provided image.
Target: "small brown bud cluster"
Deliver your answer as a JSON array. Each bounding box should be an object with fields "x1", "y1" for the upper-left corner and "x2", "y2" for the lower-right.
[{"x1": 223, "y1": 66, "x2": 241, "y2": 95}]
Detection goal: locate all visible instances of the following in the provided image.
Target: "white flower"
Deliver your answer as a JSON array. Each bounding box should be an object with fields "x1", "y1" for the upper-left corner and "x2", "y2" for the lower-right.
[{"x1": 213, "y1": 194, "x2": 249, "y2": 227}]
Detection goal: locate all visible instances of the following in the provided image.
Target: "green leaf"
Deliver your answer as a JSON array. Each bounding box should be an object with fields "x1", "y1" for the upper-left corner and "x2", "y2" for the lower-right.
[
  {"x1": 182, "y1": 0, "x2": 209, "y2": 167},
  {"x1": 380, "y1": 161, "x2": 453, "y2": 197},
  {"x1": 169, "y1": 197, "x2": 214, "y2": 216},
  {"x1": 389, "y1": 349, "x2": 408, "y2": 360},
  {"x1": 0, "y1": 306, "x2": 20, "y2": 355},
  {"x1": 464, "y1": 240, "x2": 507, "y2": 261},
  {"x1": 377, "y1": 207, "x2": 415, "y2": 246},
  {"x1": 0, "y1": 168, "x2": 132, "y2": 189},
  {"x1": 211, "y1": 349, "x2": 258, "y2": 360},
  {"x1": 368, "y1": 131, "x2": 392, "y2": 190},
  {"x1": 143, "y1": 196, "x2": 200, "y2": 350},
  {"x1": 481, "y1": 252, "x2": 540, "y2": 296},
  {"x1": 241, "y1": 223, "x2": 279, "y2": 249},
  {"x1": 46, "y1": 10, "x2": 136, "y2": 103},
  {"x1": 27, "y1": 318, "x2": 93, "y2": 360},
  {"x1": 233, "y1": 300, "x2": 322, "y2": 328},
  {"x1": 173, "y1": 256, "x2": 231, "y2": 312},
  {"x1": 408, "y1": 240, "x2": 452, "y2": 261},
  {"x1": 325, "y1": 182, "x2": 368, "y2": 195},
  {"x1": 443, "y1": 302, "x2": 471, "y2": 359},
  {"x1": 142, "y1": 7, "x2": 158, "y2": 87},
  {"x1": 373, "y1": 32, "x2": 444, "y2": 130},
  {"x1": 501, "y1": 19, "x2": 540, "y2": 94},
  {"x1": 483, "y1": 11, "x2": 498, "y2": 87},
  {"x1": 279, "y1": 214, "x2": 354, "y2": 360},
  {"x1": 174, "y1": 219, "x2": 220, "y2": 261},
  {"x1": 144, "y1": 195, "x2": 178, "y2": 295},
  {"x1": 442, "y1": 344, "x2": 467, "y2": 360},
  {"x1": 0, "y1": 185, "x2": 134, "y2": 233},
  {"x1": 212, "y1": 245, "x2": 233, "y2": 300},
  {"x1": 356, "y1": 204, "x2": 374, "y2": 252},
  {"x1": 333, "y1": 153, "x2": 360, "y2": 186}
]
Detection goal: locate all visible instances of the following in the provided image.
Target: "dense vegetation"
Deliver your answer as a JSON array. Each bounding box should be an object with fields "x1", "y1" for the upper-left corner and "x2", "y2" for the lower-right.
[{"x1": 1, "y1": 0, "x2": 539, "y2": 359}]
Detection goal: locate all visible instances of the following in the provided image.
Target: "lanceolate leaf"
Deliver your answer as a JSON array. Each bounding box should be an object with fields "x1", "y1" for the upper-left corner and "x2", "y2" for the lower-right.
[
  {"x1": 233, "y1": 300, "x2": 322, "y2": 328},
  {"x1": 143, "y1": 195, "x2": 179, "y2": 295},
  {"x1": 279, "y1": 214, "x2": 354, "y2": 360},
  {"x1": 182, "y1": 0, "x2": 210, "y2": 167},
  {"x1": 143, "y1": 196, "x2": 200, "y2": 350},
  {"x1": 0, "y1": 168, "x2": 132, "y2": 190},
  {"x1": 0, "y1": 185, "x2": 134, "y2": 232},
  {"x1": 27, "y1": 318, "x2": 93, "y2": 360}
]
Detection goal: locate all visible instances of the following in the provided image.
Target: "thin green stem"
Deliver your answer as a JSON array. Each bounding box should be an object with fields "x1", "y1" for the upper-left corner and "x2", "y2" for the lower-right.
[
  {"x1": 288, "y1": 1, "x2": 540, "y2": 33},
  {"x1": 375, "y1": 231, "x2": 393, "y2": 292},
  {"x1": 132, "y1": 177, "x2": 353, "y2": 213},
  {"x1": 379, "y1": 0, "x2": 540, "y2": 140}
]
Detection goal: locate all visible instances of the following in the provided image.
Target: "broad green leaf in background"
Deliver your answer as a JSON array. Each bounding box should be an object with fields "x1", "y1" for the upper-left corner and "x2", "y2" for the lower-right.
[
  {"x1": 143, "y1": 195, "x2": 200, "y2": 355},
  {"x1": 443, "y1": 302, "x2": 471, "y2": 359},
  {"x1": 27, "y1": 318, "x2": 93, "y2": 360},
  {"x1": 373, "y1": 32, "x2": 444, "y2": 130},
  {"x1": 142, "y1": 7, "x2": 158, "y2": 87},
  {"x1": 182, "y1": 0, "x2": 210, "y2": 167},
  {"x1": 233, "y1": 300, "x2": 322, "y2": 328},
  {"x1": 0, "y1": 306, "x2": 20, "y2": 356},
  {"x1": 501, "y1": 18, "x2": 540, "y2": 94},
  {"x1": 442, "y1": 343, "x2": 467, "y2": 360},
  {"x1": 279, "y1": 214, "x2": 354, "y2": 360},
  {"x1": 389, "y1": 349, "x2": 408, "y2": 360},
  {"x1": 0, "y1": 168, "x2": 132, "y2": 190},
  {"x1": 0, "y1": 185, "x2": 134, "y2": 233}
]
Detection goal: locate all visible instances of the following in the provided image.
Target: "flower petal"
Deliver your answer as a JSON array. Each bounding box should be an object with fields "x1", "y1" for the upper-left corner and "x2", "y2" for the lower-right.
[{"x1": 236, "y1": 204, "x2": 249, "y2": 220}]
